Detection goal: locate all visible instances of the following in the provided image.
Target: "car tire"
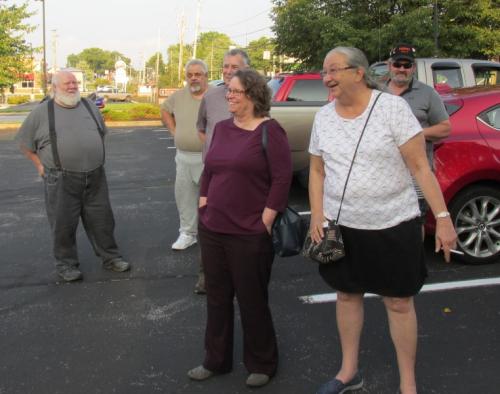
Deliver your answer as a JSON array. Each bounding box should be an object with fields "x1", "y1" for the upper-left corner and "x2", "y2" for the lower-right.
[{"x1": 448, "y1": 185, "x2": 500, "y2": 264}]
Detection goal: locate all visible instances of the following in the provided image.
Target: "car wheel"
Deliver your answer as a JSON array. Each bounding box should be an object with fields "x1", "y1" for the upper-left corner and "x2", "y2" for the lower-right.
[{"x1": 449, "y1": 185, "x2": 500, "y2": 264}]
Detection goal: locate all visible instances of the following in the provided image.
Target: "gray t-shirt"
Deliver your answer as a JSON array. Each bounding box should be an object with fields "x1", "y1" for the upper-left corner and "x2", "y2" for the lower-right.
[
  {"x1": 16, "y1": 100, "x2": 107, "y2": 172},
  {"x1": 388, "y1": 78, "x2": 449, "y2": 168},
  {"x1": 196, "y1": 84, "x2": 231, "y2": 160},
  {"x1": 387, "y1": 78, "x2": 449, "y2": 199}
]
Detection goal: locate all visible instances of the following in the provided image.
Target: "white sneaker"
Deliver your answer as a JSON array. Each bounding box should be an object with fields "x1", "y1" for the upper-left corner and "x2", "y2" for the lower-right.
[{"x1": 172, "y1": 233, "x2": 197, "y2": 250}]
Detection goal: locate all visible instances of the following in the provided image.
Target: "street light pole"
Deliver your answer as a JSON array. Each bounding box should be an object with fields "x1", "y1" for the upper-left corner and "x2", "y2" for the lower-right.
[{"x1": 36, "y1": 0, "x2": 48, "y2": 96}]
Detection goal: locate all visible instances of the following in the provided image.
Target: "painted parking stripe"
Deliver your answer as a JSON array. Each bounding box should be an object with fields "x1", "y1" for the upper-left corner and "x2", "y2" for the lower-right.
[
  {"x1": 299, "y1": 277, "x2": 500, "y2": 304},
  {"x1": 153, "y1": 128, "x2": 168, "y2": 132},
  {"x1": 167, "y1": 146, "x2": 176, "y2": 149}
]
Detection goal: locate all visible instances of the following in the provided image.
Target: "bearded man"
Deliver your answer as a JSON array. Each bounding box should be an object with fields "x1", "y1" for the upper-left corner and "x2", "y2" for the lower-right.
[
  {"x1": 160, "y1": 59, "x2": 210, "y2": 293},
  {"x1": 16, "y1": 70, "x2": 130, "y2": 282},
  {"x1": 386, "y1": 44, "x2": 451, "y2": 235}
]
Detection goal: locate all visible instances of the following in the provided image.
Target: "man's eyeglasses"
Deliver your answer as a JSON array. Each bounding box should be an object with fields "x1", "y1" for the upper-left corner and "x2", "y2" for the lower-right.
[
  {"x1": 391, "y1": 62, "x2": 414, "y2": 69},
  {"x1": 187, "y1": 72, "x2": 205, "y2": 78},
  {"x1": 320, "y1": 66, "x2": 356, "y2": 78},
  {"x1": 226, "y1": 88, "x2": 246, "y2": 97}
]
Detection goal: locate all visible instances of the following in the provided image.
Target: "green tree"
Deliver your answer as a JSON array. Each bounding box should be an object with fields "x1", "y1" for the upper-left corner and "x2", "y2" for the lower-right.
[
  {"x1": 0, "y1": 2, "x2": 34, "y2": 101},
  {"x1": 66, "y1": 48, "x2": 131, "y2": 75},
  {"x1": 246, "y1": 37, "x2": 276, "y2": 75},
  {"x1": 164, "y1": 43, "x2": 193, "y2": 87},
  {"x1": 195, "y1": 32, "x2": 234, "y2": 80},
  {"x1": 271, "y1": 0, "x2": 499, "y2": 68}
]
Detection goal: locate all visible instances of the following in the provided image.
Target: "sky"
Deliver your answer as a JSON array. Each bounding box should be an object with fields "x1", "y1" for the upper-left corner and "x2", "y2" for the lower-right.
[{"x1": 12, "y1": 0, "x2": 275, "y2": 69}]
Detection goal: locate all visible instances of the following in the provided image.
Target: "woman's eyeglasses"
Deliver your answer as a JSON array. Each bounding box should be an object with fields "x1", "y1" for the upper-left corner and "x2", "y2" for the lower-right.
[
  {"x1": 226, "y1": 88, "x2": 246, "y2": 97},
  {"x1": 319, "y1": 66, "x2": 356, "y2": 78},
  {"x1": 392, "y1": 62, "x2": 414, "y2": 69}
]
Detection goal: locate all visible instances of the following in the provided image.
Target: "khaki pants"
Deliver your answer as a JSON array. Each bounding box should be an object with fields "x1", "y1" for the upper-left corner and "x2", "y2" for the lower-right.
[{"x1": 174, "y1": 150, "x2": 203, "y2": 236}]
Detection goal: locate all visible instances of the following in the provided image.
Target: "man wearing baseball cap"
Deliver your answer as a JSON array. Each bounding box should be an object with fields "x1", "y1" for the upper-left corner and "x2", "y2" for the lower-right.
[{"x1": 387, "y1": 43, "x2": 451, "y2": 235}]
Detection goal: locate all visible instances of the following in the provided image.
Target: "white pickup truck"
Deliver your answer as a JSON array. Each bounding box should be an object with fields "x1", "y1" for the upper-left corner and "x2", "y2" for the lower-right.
[
  {"x1": 369, "y1": 58, "x2": 500, "y2": 89},
  {"x1": 270, "y1": 58, "x2": 500, "y2": 176}
]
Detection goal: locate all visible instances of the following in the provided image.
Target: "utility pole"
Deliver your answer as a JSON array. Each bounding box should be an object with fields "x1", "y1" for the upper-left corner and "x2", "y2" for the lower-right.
[
  {"x1": 51, "y1": 29, "x2": 58, "y2": 72},
  {"x1": 178, "y1": 12, "x2": 185, "y2": 86},
  {"x1": 433, "y1": 0, "x2": 439, "y2": 56},
  {"x1": 210, "y1": 42, "x2": 214, "y2": 80},
  {"x1": 36, "y1": 0, "x2": 47, "y2": 96},
  {"x1": 192, "y1": 0, "x2": 201, "y2": 59},
  {"x1": 155, "y1": 29, "x2": 160, "y2": 103}
]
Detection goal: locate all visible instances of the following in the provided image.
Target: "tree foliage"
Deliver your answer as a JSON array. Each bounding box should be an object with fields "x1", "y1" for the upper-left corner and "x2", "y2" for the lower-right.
[
  {"x1": 66, "y1": 48, "x2": 131, "y2": 75},
  {"x1": 195, "y1": 32, "x2": 234, "y2": 80},
  {"x1": 0, "y1": 2, "x2": 34, "y2": 98},
  {"x1": 271, "y1": 0, "x2": 500, "y2": 68},
  {"x1": 246, "y1": 37, "x2": 276, "y2": 75}
]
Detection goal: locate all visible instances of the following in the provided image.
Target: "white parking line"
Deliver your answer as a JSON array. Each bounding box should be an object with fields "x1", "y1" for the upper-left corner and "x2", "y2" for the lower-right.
[
  {"x1": 153, "y1": 128, "x2": 168, "y2": 132},
  {"x1": 299, "y1": 277, "x2": 500, "y2": 304},
  {"x1": 167, "y1": 146, "x2": 176, "y2": 149},
  {"x1": 159, "y1": 137, "x2": 173, "y2": 140}
]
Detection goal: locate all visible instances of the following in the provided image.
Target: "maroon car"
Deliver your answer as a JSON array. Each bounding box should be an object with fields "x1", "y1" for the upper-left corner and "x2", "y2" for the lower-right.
[{"x1": 430, "y1": 86, "x2": 500, "y2": 264}]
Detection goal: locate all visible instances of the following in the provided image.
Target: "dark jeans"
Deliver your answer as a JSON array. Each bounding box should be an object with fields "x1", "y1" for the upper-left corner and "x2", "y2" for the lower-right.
[
  {"x1": 198, "y1": 222, "x2": 278, "y2": 376},
  {"x1": 43, "y1": 166, "x2": 121, "y2": 271}
]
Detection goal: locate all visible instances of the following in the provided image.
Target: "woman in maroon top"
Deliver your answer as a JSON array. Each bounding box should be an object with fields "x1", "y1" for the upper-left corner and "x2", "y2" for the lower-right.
[{"x1": 187, "y1": 69, "x2": 293, "y2": 387}]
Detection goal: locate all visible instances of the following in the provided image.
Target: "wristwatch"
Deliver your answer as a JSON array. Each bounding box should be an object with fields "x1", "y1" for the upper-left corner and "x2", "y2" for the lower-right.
[{"x1": 435, "y1": 211, "x2": 451, "y2": 219}]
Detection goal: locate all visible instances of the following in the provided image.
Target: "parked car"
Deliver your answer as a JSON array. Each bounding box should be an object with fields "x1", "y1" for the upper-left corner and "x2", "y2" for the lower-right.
[
  {"x1": 428, "y1": 86, "x2": 500, "y2": 264},
  {"x1": 269, "y1": 72, "x2": 329, "y2": 183},
  {"x1": 268, "y1": 72, "x2": 330, "y2": 102},
  {"x1": 369, "y1": 58, "x2": 500, "y2": 90},
  {"x1": 96, "y1": 87, "x2": 132, "y2": 102}
]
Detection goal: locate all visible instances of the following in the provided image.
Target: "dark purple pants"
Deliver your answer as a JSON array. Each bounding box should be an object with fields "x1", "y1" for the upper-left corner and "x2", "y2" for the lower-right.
[{"x1": 198, "y1": 222, "x2": 278, "y2": 376}]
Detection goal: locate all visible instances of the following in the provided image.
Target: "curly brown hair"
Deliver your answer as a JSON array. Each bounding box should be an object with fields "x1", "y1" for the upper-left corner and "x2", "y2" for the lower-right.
[{"x1": 233, "y1": 69, "x2": 271, "y2": 118}]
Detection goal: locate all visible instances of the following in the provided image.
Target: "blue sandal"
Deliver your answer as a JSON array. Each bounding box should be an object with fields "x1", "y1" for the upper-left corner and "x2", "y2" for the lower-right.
[{"x1": 315, "y1": 372, "x2": 364, "y2": 394}]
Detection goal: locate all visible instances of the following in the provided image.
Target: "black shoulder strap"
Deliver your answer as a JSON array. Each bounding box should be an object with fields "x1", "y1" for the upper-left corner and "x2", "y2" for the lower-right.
[
  {"x1": 81, "y1": 98, "x2": 105, "y2": 138},
  {"x1": 47, "y1": 99, "x2": 62, "y2": 170},
  {"x1": 261, "y1": 123, "x2": 268, "y2": 155},
  {"x1": 336, "y1": 92, "x2": 382, "y2": 222}
]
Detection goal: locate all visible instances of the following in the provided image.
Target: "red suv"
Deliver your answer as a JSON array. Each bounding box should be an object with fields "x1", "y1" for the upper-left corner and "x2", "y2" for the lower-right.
[
  {"x1": 268, "y1": 72, "x2": 332, "y2": 102},
  {"x1": 431, "y1": 86, "x2": 500, "y2": 264}
]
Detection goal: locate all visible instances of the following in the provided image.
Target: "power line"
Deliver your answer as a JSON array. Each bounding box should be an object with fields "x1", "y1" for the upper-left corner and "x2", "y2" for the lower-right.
[{"x1": 200, "y1": 8, "x2": 271, "y2": 30}]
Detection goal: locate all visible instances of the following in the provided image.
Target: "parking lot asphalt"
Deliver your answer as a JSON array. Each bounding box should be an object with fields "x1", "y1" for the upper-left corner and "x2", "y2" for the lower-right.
[{"x1": 1, "y1": 127, "x2": 499, "y2": 394}]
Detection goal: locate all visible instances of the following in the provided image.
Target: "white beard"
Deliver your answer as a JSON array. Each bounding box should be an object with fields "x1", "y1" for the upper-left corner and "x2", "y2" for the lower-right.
[
  {"x1": 55, "y1": 91, "x2": 81, "y2": 107},
  {"x1": 189, "y1": 84, "x2": 202, "y2": 93}
]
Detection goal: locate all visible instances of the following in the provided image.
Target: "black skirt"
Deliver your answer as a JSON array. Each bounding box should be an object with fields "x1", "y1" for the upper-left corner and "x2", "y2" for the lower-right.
[{"x1": 319, "y1": 217, "x2": 427, "y2": 297}]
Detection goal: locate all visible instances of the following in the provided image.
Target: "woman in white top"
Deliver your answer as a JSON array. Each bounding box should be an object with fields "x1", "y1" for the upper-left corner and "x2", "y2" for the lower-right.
[{"x1": 308, "y1": 47, "x2": 457, "y2": 394}]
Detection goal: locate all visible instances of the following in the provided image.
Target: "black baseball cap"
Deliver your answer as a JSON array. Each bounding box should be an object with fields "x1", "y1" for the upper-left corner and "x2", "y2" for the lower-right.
[{"x1": 389, "y1": 44, "x2": 416, "y2": 62}]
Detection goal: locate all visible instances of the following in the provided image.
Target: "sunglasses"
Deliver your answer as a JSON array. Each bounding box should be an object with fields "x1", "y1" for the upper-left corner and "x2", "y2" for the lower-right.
[{"x1": 392, "y1": 62, "x2": 414, "y2": 69}]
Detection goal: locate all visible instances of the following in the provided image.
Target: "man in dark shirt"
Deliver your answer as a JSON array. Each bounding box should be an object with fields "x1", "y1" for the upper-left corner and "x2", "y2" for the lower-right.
[{"x1": 16, "y1": 70, "x2": 130, "y2": 282}]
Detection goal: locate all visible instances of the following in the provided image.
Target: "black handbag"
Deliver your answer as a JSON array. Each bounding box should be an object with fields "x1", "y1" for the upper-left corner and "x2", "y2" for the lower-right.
[
  {"x1": 303, "y1": 93, "x2": 381, "y2": 264},
  {"x1": 302, "y1": 220, "x2": 345, "y2": 264},
  {"x1": 262, "y1": 124, "x2": 307, "y2": 257}
]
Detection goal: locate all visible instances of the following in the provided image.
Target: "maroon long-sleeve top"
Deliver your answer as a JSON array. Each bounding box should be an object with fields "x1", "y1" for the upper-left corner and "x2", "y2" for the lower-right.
[{"x1": 199, "y1": 118, "x2": 293, "y2": 235}]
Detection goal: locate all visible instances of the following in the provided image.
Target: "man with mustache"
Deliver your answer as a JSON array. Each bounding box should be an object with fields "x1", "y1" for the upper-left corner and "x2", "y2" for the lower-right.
[
  {"x1": 16, "y1": 70, "x2": 130, "y2": 282},
  {"x1": 386, "y1": 44, "x2": 451, "y2": 234},
  {"x1": 160, "y1": 59, "x2": 209, "y2": 293}
]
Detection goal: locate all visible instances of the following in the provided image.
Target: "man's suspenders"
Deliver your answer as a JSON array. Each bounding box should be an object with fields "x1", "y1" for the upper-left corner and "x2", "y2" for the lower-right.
[{"x1": 47, "y1": 98, "x2": 105, "y2": 170}]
